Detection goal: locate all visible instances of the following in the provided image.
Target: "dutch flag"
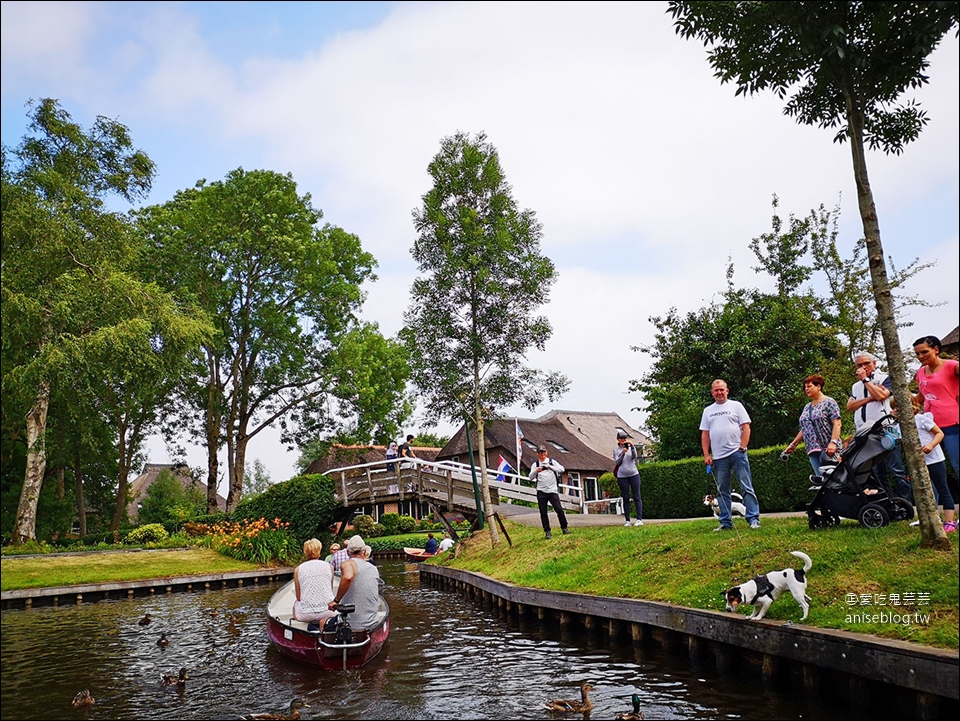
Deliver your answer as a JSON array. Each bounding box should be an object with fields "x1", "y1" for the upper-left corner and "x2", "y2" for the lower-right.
[{"x1": 496, "y1": 455, "x2": 512, "y2": 482}]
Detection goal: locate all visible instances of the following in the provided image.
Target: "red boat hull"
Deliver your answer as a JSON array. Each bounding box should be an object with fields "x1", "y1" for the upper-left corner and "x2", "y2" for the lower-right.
[{"x1": 266, "y1": 580, "x2": 389, "y2": 670}]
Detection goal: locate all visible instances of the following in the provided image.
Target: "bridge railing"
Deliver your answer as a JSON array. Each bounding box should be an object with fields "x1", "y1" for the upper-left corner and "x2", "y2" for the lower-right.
[{"x1": 322, "y1": 456, "x2": 584, "y2": 512}]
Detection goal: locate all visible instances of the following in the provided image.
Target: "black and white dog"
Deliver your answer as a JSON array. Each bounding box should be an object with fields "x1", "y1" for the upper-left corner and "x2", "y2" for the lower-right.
[
  {"x1": 722, "y1": 551, "x2": 812, "y2": 621},
  {"x1": 703, "y1": 492, "x2": 746, "y2": 519}
]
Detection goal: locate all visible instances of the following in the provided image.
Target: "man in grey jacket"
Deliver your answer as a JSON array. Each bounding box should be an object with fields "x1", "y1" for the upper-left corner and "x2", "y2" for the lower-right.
[{"x1": 529, "y1": 445, "x2": 569, "y2": 539}]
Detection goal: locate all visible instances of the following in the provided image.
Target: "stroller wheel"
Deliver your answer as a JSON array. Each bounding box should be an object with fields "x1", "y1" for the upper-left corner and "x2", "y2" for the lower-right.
[
  {"x1": 889, "y1": 497, "x2": 914, "y2": 522},
  {"x1": 859, "y1": 502, "x2": 890, "y2": 529}
]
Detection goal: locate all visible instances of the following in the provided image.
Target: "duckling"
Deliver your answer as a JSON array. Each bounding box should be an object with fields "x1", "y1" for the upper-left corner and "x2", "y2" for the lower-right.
[
  {"x1": 615, "y1": 694, "x2": 644, "y2": 720},
  {"x1": 157, "y1": 632, "x2": 170, "y2": 648},
  {"x1": 544, "y1": 682, "x2": 595, "y2": 713},
  {"x1": 241, "y1": 698, "x2": 309, "y2": 720},
  {"x1": 72, "y1": 689, "x2": 95, "y2": 708},
  {"x1": 138, "y1": 613, "x2": 152, "y2": 626},
  {"x1": 160, "y1": 667, "x2": 189, "y2": 687}
]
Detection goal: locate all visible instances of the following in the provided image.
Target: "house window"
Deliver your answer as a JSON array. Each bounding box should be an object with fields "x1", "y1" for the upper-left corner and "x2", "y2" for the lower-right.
[
  {"x1": 523, "y1": 440, "x2": 539, "y2": 451},
  {"x1": 565, "y1": 471, "x2": 581, "y2": 498},
  {"x1": 354, "y1": 505, "x2": 374, "y2": 520},
  {"x1": 585, "y1": 476, "x2": 599, "y2": 502},
  {"x1": 399, "y1": 500, "x2": 429, "y2": 519},
  {"x1": 71, "y1": 521, "x2": 81, "y2": 535},
  {"x1": 548, "y1": 440, "x2": 570, "y2": 453}
]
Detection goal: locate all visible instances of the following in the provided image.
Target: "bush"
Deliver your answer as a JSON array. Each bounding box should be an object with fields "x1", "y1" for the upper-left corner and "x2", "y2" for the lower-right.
[
  {"x1": 233, "y1": 474, "x2": 338, "y2": 546},
  {"x1": 209, "y1": 518, "x2": 300, "y2": 566},
  {"x1": 598, "y1": 472, "x2": 618, "y2": 497},
  {"x1": 351, "y1": 514, "x2": 376, "y2": 537},
  {"x1": 368, "y1": 522, "x2": 386, "y2": 538},
  {"x1": 397, "y1": 515, "x2": 417, "y2": 533},
  {"x1": 379, "y1": 513, "x2": 400, "y2": 536},
  {"x1": 125, "y1": 524, "x2": 169, "y2": 545}
]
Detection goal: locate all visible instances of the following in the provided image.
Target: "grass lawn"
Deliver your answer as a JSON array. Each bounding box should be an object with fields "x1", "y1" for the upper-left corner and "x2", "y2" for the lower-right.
[
  {"x1": 0, "y1": 548, "x2": 261, "y2": 591},
  {"x1": 433, "y1": 516, "x2": 959, "y2": 650}
]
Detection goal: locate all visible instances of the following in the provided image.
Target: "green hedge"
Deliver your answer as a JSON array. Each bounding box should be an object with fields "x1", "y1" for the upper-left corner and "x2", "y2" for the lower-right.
[
  {"x1": 639, "y1": 445, "x2": 814, "y2": 520},
  {"x1": 233, "y1": 474, "x2": 339, "y2": 545}
]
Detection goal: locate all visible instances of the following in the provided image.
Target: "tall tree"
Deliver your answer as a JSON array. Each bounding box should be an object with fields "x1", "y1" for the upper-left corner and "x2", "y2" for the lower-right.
[
  {"x1": 2, "y1": 99, "x2": 206, "y2": 543},
  {"x1": 139, "y1": 168, "x2": 409, "y2": 512},
  {"x1": 403, "y1": 131, "x2": 569, "y2": 545},
  {"x1": 668, "y1": 1, "x2": 957, "y2": 548}
]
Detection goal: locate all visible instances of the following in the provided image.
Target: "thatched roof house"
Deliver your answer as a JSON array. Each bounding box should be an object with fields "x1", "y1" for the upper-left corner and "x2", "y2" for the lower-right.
[{"x1": 126, "y1": 463, "x2": 226, "y2": 522}]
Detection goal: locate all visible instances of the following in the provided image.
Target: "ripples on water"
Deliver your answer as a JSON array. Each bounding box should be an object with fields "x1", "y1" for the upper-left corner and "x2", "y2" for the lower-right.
[{"x1": 1, "y1": 561, "x2": 835, "y2": 720}]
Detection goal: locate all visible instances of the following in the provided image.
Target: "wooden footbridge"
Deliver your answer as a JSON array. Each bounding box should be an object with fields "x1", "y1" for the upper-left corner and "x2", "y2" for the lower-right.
[{"x1": 324, "y1": 457, "x2": 587, "y2": 537}]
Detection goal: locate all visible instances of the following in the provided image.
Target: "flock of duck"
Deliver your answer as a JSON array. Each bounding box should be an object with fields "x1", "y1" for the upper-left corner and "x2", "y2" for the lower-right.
[{"x1": 73, "y1": 614, "x2": 641, "y2": 719}]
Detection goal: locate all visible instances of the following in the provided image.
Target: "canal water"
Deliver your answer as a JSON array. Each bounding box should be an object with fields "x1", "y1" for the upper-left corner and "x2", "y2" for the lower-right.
[{"x1": 2, "y1": 560, "x2": 850, "y2": 720}]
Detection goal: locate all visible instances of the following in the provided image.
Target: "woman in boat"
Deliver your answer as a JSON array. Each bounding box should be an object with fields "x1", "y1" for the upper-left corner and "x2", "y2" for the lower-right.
[
  {"x1": 293, "y1": 539, "x2": 337, "y2": 624},
  {"x1": 423, "y1": 533, "x2": 439, "y2": 554},
  {"x1": 329, "y1": 535, "x2": 382, "y2": 631}
]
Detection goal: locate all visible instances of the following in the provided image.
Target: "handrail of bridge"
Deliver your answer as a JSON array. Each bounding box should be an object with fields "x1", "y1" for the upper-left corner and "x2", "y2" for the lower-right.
[{"x1": 321, "y1": 456, "x2": 587, "y2": 512}]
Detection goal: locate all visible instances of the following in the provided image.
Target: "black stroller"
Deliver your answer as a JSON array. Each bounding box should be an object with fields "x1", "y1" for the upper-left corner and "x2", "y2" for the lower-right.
[{"x1": 806, "y1": 414, "x2": 914, "y2": 529}]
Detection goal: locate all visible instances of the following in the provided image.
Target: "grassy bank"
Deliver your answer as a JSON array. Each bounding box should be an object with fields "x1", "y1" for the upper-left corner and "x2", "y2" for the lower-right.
[
  {"x1": 432, "y1": 517, "x2": 959, "y2": 650},
  {"x1": 0, "y1": 548, "x2": 260, "y2": 591}
]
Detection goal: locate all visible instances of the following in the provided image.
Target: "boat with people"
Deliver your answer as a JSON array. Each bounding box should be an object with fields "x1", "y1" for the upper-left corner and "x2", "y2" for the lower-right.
[
  {"x1": 403, "y1": 546, "x2": 437, "y2": 562},
  {"x1": 265, "y1": 578, "x2": 390, "y2": 670}
]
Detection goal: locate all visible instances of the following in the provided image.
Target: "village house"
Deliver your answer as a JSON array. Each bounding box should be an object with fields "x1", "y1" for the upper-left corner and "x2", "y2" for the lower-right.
[{"x1": 436, "y1": 410, "x2": 651, "y2": 504}]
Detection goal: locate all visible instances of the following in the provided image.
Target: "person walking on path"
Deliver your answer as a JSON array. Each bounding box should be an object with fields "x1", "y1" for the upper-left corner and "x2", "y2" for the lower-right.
[
  {"x1": 785, "y1": 374, "x2": 843, "y2": 476},
  {"x1": 614, "y1": 431, "x2": 644, "y2": 527},
  {"x1": 529, "y1": 445, "x2": 569, "y2": 539},
  {"x1": 700, "y1": 379, "x2": 761, "y2": 531}
]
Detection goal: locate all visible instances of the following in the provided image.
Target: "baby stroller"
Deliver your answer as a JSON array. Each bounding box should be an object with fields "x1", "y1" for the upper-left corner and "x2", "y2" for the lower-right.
[{"x1": 806, "y1": 414, "x2": 914, "y2": 529}]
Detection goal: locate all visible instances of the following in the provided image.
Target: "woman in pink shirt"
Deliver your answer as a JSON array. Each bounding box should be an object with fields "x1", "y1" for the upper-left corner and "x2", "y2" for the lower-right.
[{"x1": 914, "y1": 335, "x2": 959, "y2": 476}]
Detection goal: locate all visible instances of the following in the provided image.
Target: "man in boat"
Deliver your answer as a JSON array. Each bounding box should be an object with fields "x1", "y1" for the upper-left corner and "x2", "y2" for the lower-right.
[
  {"x1": 438, "y1": 533, "x2": 455, "y2": 552},
  {"x1": 423, "y1": 533, "x2": 439, "y2": 554},
  {"x1": 329, "y1": 535, "x2": 382, "y2": 631}
]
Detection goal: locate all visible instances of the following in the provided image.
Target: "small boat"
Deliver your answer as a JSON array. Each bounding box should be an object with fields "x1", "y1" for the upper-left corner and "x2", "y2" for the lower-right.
[
  {"x1": 265, "y1": 578, "x2": 389, "y2": 670},
  {"x1": 403, "y1": 547, "x2": 437, "y2": 562}
]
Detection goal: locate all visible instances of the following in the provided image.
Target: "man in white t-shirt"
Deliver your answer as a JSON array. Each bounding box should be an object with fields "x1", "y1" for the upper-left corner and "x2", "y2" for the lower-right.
[
  {"x1": 438, "y1": 533, "x2": 455, "y2": 552},
  {"x1": 699, "y1": 379, "x2": 762, "y2": 531}
]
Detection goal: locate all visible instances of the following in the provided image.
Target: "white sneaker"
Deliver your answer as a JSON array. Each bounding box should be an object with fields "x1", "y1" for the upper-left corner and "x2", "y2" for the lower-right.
[
  {"x1": 909, "y1": 520, "x2": 920, "y2": 527},
  {"x1": 632, "y1": 519, "x2": 644, "y2": 526},
  {"x1": 624, "y1": 521, "x2": 632, "y2": 527}
]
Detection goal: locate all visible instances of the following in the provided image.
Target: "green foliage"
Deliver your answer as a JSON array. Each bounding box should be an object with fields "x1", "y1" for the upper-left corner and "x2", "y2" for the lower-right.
[
  {"x1": 397, "y1": 514, "x2": 417, "y2": 534},
  {"x1": 243, "y1": 459, "x2": 273, "y2": 498},
  {"x1": 378, "y1": 513, "x2": 400, "y2": 536},
  {"x1": 137, "y1": 469, "x2": 206, "y2": 527},
  {"x1": 351, "y1": 514, "x2": 375, "y2": 537},
  {"x1": 369, "y1": 522, "x2": 386, "y2": 538},
  {"x1": 367, "y1": 533, "x2": 433, "y2": 552},
  {"x1": 598, "y1": 472, "x2": 618, "y2": 498},
  {"x1": 410, "y1": 432, "x2": 449, "y2": 448},
  {"x1": 232, "y1": 474, "x2": 338, "y2": 546},
  {"x1": 138, "y1": 168, "x2": 409, "y2": 511},
  {"x1": 633, "y1": 289, "x2": 845, "y2": 459},
  {"x1": 125, "y1": 523, "x2": 169, "y2": 545},
  {"x1": 402, "y1": 130, "x2": 569, "y2": 429}
]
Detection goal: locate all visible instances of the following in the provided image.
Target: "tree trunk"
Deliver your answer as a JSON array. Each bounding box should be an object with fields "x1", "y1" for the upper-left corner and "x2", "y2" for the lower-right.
[
  {"x1": 475, "y1": 414, "x2": 499, "y2": 546},
  {"x1": 205, "y1": 355, "x2": 223, "y2": 514},
  {"x1": 73, "y1": 454, "x2": 87, "y2": 538},
  {"x1": 13, "y1": 381, "x2": 51, "y2": 543},
  {"x1": 110, "y1": 416, "x2": 132, "y2": 531},
  {"x1": 842, "y1": 84, "x2": 948, "y2": 549},
  {"x1": 226, "y1": 430, "x2": 248, "y2": 513}
]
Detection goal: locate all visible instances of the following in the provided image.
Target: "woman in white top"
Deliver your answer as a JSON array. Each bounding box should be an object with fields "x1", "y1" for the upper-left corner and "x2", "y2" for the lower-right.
[{"x1": 293, "y1": 538, "x2": 337, "y2": 622}]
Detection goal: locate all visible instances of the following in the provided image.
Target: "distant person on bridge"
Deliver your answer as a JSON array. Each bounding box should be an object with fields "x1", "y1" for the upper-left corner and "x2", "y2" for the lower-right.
[
  {"x1": 529, "y1": 445, "x2": 569, "y2": 539},
  {"x1": 385, "y1": 441, "x2": 399, "y2": 472},
  {"x1": 399, "y1": 434, "x2": 418, "y2": 469}
]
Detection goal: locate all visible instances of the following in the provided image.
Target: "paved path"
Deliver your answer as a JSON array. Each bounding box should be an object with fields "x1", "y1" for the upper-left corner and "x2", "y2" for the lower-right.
[{"x1": 497, "y1": 503, "x2": 806, "y2": 527}]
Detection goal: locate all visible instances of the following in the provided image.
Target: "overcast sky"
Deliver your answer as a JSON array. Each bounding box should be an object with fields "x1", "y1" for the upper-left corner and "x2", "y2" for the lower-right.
[{"x1": 3, "y1": 1, "x2": 958, "y2": 489}]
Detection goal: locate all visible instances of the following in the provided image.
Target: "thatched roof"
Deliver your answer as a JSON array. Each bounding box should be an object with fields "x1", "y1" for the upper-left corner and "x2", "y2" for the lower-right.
[
  {"x1": 534, "y1": 409, "x2": 651, "y2": 457},
  {"x1": 437, "y1": 415, "x2": 615, "y2": 477}
]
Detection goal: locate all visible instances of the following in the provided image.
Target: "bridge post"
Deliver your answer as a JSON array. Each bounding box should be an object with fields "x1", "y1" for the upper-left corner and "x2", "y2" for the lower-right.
[
  {"x1": 446, "y1": 469, "x2": 454, "y2": 509},
  {"x1": 340, "y1": 471, "x2": 348, "y2": 507}
]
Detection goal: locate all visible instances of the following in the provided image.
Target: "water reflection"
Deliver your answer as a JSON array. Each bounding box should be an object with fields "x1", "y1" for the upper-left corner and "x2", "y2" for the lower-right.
[{"x1": 2, "y1": 560, "x2": 847, "y2": 720}]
